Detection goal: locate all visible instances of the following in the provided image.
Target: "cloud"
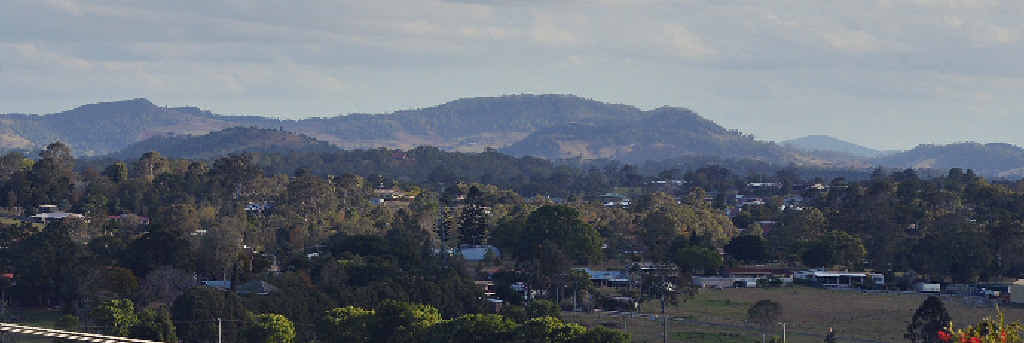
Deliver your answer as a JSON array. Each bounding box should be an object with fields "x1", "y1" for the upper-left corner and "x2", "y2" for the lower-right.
[
  {"x1": 661, "y1": 23, "x2": 717, "y2": 58},
  {"x1": 821, "y1": 29, "x2": 883, "y2": 53},
  {"x1": 3, "y1": 0, "x2": 1024, "y2": 147}
]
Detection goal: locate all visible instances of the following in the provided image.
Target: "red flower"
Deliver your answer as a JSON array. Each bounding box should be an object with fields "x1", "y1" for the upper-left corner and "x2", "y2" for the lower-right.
[
  {"x1": 960, "y1": 335, "x2": 967, "y2": 343},
  {"x1": 1002, "y1": 330, "x2": 1008, "y2": 343},
  {"x1": 970, "y1": 337, "x2": 982, "y2": 343},
  {"x1": 938, "y1": 331, "x2": 952, "y2": 342}
]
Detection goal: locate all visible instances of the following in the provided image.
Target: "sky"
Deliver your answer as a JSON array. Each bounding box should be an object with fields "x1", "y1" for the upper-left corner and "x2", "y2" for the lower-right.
[{"x1": 2, "y1": 0, "x2": 1023, "y2": 150}]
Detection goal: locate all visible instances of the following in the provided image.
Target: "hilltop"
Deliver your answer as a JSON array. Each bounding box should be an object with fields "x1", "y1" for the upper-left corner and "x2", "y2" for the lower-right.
[
  {"x1": 107, "y1": 127, "x2": 338, "y2": 160},
  {"x1": 781, "y1": 135, "x2": 884, "y2": 158},
  {"x1": 873, "y1": 142, "x2": 1024, "y2": 178}
]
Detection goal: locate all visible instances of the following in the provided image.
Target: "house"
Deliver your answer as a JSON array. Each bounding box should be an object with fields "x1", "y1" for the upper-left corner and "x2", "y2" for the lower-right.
[
  {"x1": 811, "y1": 271, "x2": 885, "y2": 289},
  {"x1": 475, "y1": 280, "x2": 497, "y2": 298},
  {"x1": 1010, "y1": 280, "x2": 1024, "y2": 304},
  {"x1": 460, "y1": 245, "x2": 500, "y2": 261},
  {"x1": 692, "y1": 276, "x2": 737, "y2": 289},
  {"x1": 576, "y1": 268, "x2": 630, "y2": 288},
  {"x1": 747, "y1": 182, "x2": 782, "y2": 190},
  {"x1": 599, "y1": 193, "x2": 631, "y2": 207},
  {"x1": 30, "y1": 204, "x2": 85, "y2": 223},
  {"x1": 913, "y1": 282, "x2": 940, "y2": 293},
  {"x1": 201, "y1": 280, "x2": 231, "y2": 290},
  {"x1": 245, "y1": 201, "x2": 274, "y2": 214},
  {"x1": 735, "y1": 195, "x2": 765, "y2": 207}
]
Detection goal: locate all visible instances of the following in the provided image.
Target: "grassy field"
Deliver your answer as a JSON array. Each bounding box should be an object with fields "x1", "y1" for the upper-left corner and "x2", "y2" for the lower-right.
[
  {"x1": 0, "y1": 216, "x2": 44, "y2": 230},
  {"x1": 565, "y1": 286, "x2": 1024, "y2": 343}
]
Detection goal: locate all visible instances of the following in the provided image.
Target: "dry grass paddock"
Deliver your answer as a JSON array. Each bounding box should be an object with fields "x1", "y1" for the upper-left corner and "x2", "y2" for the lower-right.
[{"x1": 565, "y1": 286, "x2": 1024, "y2": 343}]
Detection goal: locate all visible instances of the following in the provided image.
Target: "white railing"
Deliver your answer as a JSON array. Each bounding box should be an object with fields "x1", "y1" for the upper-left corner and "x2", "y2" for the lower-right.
[{"x1": 0, "y1": 323, "x2": 161, "y2": 342}]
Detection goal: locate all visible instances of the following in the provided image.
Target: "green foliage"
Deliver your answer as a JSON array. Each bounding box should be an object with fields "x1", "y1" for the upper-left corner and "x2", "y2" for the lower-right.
[
  {"x1": 724, "y1": 235, "x2": 767, "y2": 263},
  {"x1": 246, "y1": 313, "x2": 296, "y2": 343},
  {"x1": 520, "y1": 205, "x2": 604, "y2": 264},
  {"x1": 133, "y1": 306, "x2": 178, "y2": 343},
  {"x1": 517, "y1": 316, "x2": 587, "y2": 343},
  {"x1": 373, "y1": 300, "x2": 442, "y2": 343},
  {"x1": 747, "y1": 300, "x2": 782, "y2": 329},
  {"x1": 172, "y1": 287, "x2": 251, "y2": 343},
  {"x1": 526, "y1": 300, "x2": 561, "y2": 320},
  {"x1": 425, "y1": 313, "x2": 518, "y2": 343},
  {"x1": 318, "y1": 307, "x2": 375, "y2": 343},
  {"x1": 905, "y1": 296, "x2": 952, "y2": 343},
  {"x1": 91, "y1": 299, "x2": 140, "y2": 337},
  {"x1": 801, "y1": 230, "x2": 866, "y2": 268}
]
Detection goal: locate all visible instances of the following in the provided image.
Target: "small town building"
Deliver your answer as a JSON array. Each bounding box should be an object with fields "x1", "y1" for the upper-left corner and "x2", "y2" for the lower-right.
[
  {"x1": 1010, "y1": 280, "x2": 1024, "y2": 304},
  {"x1": 460, "y1": 245, "x2": 500, "y2": 261},
  {"x1": 30, "y1": 204, "x2": 84, "y2": 223},
  {"x1": 577, "y1": 268, "x2": 630, "y2": 287},
  {"x1": 811, "y1": 271, "x2": 885, "y2": 289}
]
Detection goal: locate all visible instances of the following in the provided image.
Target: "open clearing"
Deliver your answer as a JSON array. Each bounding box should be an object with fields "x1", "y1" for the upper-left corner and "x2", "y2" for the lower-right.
[{"x1": 566, "y1": 286, "x2": 1024, "y2": 342}]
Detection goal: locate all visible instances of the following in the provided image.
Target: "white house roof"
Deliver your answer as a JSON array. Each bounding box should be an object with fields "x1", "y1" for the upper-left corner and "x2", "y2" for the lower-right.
[
  {"x1": 812, "y1": 271, "x2": 879, "y2": 277},
  {"x1": 31, "y1": 212, "x2": 84, "y2": 220}
]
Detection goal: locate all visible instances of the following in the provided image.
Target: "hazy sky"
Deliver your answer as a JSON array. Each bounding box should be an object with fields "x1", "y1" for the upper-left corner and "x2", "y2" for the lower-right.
[{"x1": 2, "y1": 0, "x2": 1023, "y2": 150}]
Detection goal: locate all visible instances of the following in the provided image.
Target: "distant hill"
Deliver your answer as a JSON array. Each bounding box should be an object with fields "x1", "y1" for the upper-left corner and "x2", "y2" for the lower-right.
[
  {"x1": 0, "y1": 98, "x2": 235, "y2": 156},
  {"x1": 108, "y1": 127, "x2": 338, "y2": 160},
  {"x1": 1, "y1": 95, "x2": 811, "y2": 163},
  {"x1": 502, "y1": 107, "x2": 800, "y2": 162},
  {"x1": 873, "y1": 142, "x2": 1024, "y2": 178},
  {"x1": 781, "y1": 135, "x2": 883, "y2": 158}
]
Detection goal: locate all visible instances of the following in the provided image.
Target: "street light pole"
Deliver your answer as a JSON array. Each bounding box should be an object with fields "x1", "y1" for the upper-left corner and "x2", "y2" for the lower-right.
[{"x1": 777, "y1": 322, "x2": 786, "y2": 343}]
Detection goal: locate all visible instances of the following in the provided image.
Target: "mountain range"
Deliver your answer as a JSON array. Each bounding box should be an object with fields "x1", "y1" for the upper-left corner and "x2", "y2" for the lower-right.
[
  {"x1": 1, "y1": 95, "x2": 804, "y2": 163},
  {"x1": 3, "y1": 95, "x2": 1024, "y2": 177}
]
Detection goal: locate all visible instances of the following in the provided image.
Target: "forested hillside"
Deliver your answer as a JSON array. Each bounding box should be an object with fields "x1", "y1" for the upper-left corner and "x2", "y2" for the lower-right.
[
  {"x1": 501, "y1": 107, "x2": 797, "y2": 162},
  {"x1": 108, "y1": 127, "x2": 337, "y2": 160},
  {"x1": 781, "y1": 135, "x2": 883, "y2": 158},
  {"x1": 874, "y1": 142, "x2": 1024, "y2": 178}
]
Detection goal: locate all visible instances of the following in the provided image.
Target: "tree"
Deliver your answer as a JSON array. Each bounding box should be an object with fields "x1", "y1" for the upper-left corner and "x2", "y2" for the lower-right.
[
  {"x1": 516, "y1": 316, "x2": 586, "y2": 343},
  {"x1": 671, "y1": 244, "x2": 722, "y2": 275},
  {"x1": 124, "y1": 230, "x2": 192, "y2": 277},
  {"x1": 197, "y1": 216, "x2": 247, "y2": 280},
  {"x1": 135, "y1": 266, "x2": 196, "y2": 306},
  {"x1": 372, "y1": 300, "x2": 442, "y2": 343},
  {"x1": 133, "y1": 306, "x2": 178, "y2": 343},
  {"x1": 27, "y1": 141, "x2": 75, "y2": 206},
  {"x1": 318, "y1": 306, "x2": 375, "y2": 343},
  {"x1": 573, "y1": 326, "x2": 629, "y2": 343},
  {"x1": 425, "y1": 314, "x2": 517, "y2": 343},
  {"x1": 91, "y1": 299, "x2": 140, "y2": 337},
  {"x1": 172, "y1": 287, "x2": 250, "y2": 343},
  {"x1": 905, "y1": 296, "x2": 951, "y2": 343},
  {"x1": 747, "y1": 300, "x2": 782, "y2": 335},
  {"x1": 641, "y1": 211, "x2": 680, "y2": 262},
  {"x1": 246, "y1": 313, "x2": 296, "y2": 343},
  {"x1": 520, "y1": 206, "x2": 603, "y2": 264},
  {"x1": 525, "y1": 300, "x2": 561, "y2": 319},
  {"x1": 458, "y1": 204, "x2": 490, "y2": 246},
  {"x1": 801, "y1": 231, "x2": 865, "y2": 268},
  {"x1": 724, "y1": 235, "x2": 767, "y2": 263}
]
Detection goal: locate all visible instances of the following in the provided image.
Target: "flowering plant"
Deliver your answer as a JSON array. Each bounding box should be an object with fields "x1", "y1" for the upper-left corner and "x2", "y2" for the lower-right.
[{"x1": 940, "y1": 307, "x2": 1024, "y2": 343}]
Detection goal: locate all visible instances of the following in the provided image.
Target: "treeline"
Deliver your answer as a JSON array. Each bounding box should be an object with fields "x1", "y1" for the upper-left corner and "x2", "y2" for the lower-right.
[{"x1": 730, "y1": 168, "x2": 1024, "y2": 283}]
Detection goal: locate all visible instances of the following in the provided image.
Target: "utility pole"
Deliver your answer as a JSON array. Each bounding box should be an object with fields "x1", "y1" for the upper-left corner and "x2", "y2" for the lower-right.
[
  {"x1": 662, "y1": 293, "x2": 668, "y2": 343},
  {"x1": 777, "y1": 322, "x2": 786, "y2": 343},
  {"x1": 217, "y1": 318, "x2": 222, "y2": 343}
]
